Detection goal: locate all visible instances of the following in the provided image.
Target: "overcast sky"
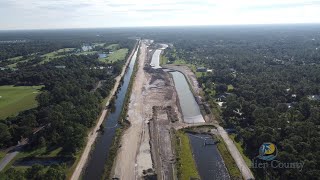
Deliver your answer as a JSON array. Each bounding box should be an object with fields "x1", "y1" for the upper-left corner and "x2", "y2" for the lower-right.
[{"x1": 1, "y1": 0, "x2": 320, "y2": 30}]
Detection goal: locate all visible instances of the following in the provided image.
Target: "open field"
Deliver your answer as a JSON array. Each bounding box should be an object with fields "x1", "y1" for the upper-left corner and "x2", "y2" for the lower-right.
[
  {"x1": 39, "y1": 48, "x2": 76, "y2": 64},
  {"x1": 7, "y1": 56, "x2": 23, "y2": 61},
  {"x1": 106, "y1": 44, "x2": 120, "y2": 50},
  {"x1": 100, "y1": 48, "x2": 128, "y2": 63},
  {"x1": 0, "y1": 86, "x2": 42, "y2": 120},
  {"x1": 175, "y1": 130, "x2": 200, "y2": 180}
]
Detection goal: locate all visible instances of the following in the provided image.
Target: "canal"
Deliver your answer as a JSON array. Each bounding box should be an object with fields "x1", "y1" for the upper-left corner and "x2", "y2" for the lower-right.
[
  {"x1": 188, "y1": 133, "x2": 230, "y2": 180},
  {"x1": 169, "y1": 71, "x2": 205, "y2": 123},
  {"x1": 82, "y1": 48, "x2": 138, "y2": 180}
]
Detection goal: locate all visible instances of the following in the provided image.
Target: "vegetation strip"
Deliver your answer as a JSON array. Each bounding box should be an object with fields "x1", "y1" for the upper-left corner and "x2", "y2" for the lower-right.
[
  {"x1": 215, "y1": 135, "x2": 242, "y2": 180},
  {"x1": 102, "y1": 42, "x2": 140, "y2": 179},
  {"x1": 174, "y1": 130, "x2": 200, "y2": 180}
]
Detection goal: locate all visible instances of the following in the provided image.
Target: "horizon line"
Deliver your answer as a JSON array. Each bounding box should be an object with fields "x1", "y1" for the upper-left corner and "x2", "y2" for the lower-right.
[{"x1": 1, "y1": 22, "x2": 320, "y2": 31}]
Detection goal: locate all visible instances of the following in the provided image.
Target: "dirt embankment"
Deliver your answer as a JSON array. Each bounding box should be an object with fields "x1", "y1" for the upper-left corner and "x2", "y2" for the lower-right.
[{"x1": 113, "y1": 41, "x2": 153, "y2": 180}]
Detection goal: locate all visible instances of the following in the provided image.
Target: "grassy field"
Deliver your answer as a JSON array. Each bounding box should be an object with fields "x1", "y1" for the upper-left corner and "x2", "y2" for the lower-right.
[
  {"x1": 100, "y1": 48, "x2": 128, "y2": 63},
  {"x1": 216, "y1": 135, "x2": 242, "y2": 180},
  {"x1": 93, "y1": 43, "x2": 106, "y2": 47},
  {"x1": 229, "y1": 134, "x2": 251, "y2": 166},
  {"x1": 7, "y1": 56, "x2": 23, "y2": 61},
  {"x1": 39, "y1": 48, "x2": 76, "y2": 64},
  {"x1": 75, "y1": 51, "x2": 98, "y2": 56},
  {"x1": 173, "y1": 59, "x2": 187, "y2": 65},
  {"x1": 106, "y1": 44, "x2": 120, "y2": 50},
  {"x1": 0, "y1": 85, "x2": 42, "y2": 120},
  {"x1": 175, "y1": 131, "x2": 200, "y2": 180}
]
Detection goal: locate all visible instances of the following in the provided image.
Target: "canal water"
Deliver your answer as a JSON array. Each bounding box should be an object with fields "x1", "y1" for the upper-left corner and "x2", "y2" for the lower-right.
[
  {"x1": 169, "y1": 71, "x2": 205, "y2": 123},
  {"x1": 82, "y1": 48, "x2": 138, "y2": 180},
  {"x1": 150, "y1": 49, "x2": 162, "y2": 69},
  {"x1": 188, "y1": 133, "x2": 230, "y2": 180}
]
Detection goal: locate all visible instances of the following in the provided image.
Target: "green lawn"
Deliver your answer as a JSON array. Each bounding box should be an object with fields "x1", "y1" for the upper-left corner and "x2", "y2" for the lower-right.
[
  {"x1": 227, "y1": 84, "x2": 234, "y2": 91},
  {"x1": 39, "y1": 48, "x2": 76, "y2": 64},
  {"x1": 175, "y1": 131, "x2": 200, "y2": 180},
  {"x1": 106, "y1": 44, "x2": 120, "y2": 50},
  {"x1": 75, "y1": 51, "x2": 98, "y2": 56},
  {"x1": 93, "y1": 43, "x2": 106, "y2": 47},
  {"x1": 173, "y1": 59, "x2": 187, "y2": 65},
  {"x1": 0, "y1": 85, "x2": 42, "y2": 120},
  {"x1": 99, "y1": 48, "x2": 128, "y2": 63},
  {"x1": 7, "y1": 56, "x2": 23, "y2": 61},
  {"x1": 229, "y1": 134, "x2": 251, "y2": 166}
]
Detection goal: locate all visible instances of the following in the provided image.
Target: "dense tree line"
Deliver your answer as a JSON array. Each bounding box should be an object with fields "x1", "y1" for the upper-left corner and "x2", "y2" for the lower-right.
[
  {"x1": 0, "y1": 29, "x2": 135, "y2": 61},
  {"x1": 160, "y1": 25, "x2": 320, "y2": 179},
  {"x1": 0, "y1": 33, "x2": 134, "y2": 179},
  {"x1": 0, "y1": 164, "x2": 66, "y2": 180}
]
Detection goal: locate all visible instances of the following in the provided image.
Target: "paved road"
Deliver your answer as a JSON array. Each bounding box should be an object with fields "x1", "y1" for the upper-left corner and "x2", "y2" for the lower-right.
[
  {"x1": 217, "y1": 126, "x2": 255, "y2": 180},
  {"x1": 0, "y1": 150, "x2": 19, "y2": 172}
]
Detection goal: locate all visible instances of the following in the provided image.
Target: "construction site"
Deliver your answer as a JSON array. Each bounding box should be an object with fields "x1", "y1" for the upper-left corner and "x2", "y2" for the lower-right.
[{"x1": 112, "y1": 40, "x2": 254, "y2": 180}]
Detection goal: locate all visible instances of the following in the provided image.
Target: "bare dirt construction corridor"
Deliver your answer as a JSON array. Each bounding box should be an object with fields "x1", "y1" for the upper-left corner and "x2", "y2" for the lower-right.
[
  {"x1": 112, "y1": 41, "x2": 181, "y2": 180},
  {"x1": 113, "y1": 41, "x2": 153, "y2": 180}
]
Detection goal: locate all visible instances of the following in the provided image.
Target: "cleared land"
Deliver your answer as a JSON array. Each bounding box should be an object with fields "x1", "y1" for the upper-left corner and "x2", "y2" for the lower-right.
[
  {"x1": 113, "y1": 43, "x2": 152, "y2": 179},
  {"x1": 100, "y1": 48, "x2": 128, "y2": 63},
  {"x1": 0, "y1": 86, "x2": 42, "y2": 120}
]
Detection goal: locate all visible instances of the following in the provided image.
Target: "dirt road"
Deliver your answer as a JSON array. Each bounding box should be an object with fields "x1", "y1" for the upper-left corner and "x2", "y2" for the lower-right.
[
  {"x1": 71, "y1": 41, "x2": 139, "y2": 180},
  {"x1": 113, "y1": 41, "x2": 153, "y2": 179}
]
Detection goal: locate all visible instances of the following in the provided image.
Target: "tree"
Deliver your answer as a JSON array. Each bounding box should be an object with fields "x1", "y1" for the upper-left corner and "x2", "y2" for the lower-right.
[{"x1": 0, "y1": 123, "x2": 11, "y2": 147}]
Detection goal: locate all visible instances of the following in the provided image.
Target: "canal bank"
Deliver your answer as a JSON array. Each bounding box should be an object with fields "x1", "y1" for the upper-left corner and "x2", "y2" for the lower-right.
[
  {"x1": 70, "y1": 40, "x2": 140, "y2": 180},
  {"x1": 82, "y1": 45, "x2": 139, "y2": 180}
]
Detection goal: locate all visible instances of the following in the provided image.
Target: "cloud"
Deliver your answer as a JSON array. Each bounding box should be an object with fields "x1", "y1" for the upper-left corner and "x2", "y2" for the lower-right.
[{"x1": 0, "y1": 0, "x2": 320, "y2": 30}]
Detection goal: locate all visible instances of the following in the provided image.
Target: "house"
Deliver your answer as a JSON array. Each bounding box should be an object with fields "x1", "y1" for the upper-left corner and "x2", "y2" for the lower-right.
[
  {"x1": 217, "y1": 94, "x2": 227, "y2": 102},
  {"x1": 196, "y1": 67, "x2": 207, "y2": 72}
]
